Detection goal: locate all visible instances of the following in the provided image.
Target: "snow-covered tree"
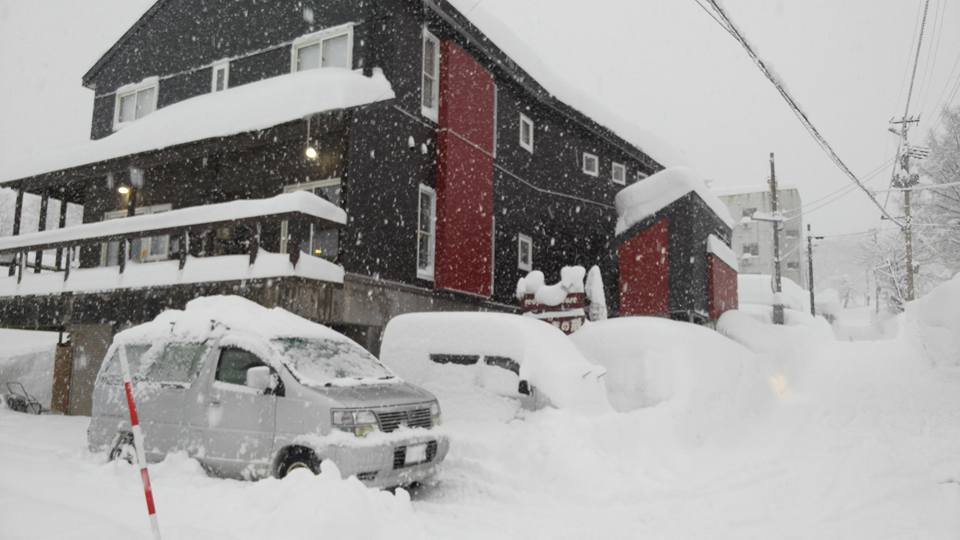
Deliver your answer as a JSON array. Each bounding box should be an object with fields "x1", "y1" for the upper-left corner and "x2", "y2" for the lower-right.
[{"x1": 917, "y1": 105, "x2": 960, "y2": 276}]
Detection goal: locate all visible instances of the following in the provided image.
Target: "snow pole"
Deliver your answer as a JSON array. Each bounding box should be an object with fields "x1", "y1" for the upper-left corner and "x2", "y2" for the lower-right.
[{"x1": 118, "y1": 344, "x2": 163, "y2": 540}]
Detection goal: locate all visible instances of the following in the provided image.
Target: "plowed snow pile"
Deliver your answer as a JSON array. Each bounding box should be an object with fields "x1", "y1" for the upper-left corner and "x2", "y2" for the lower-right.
[{"x1": 2, "y1": 301, "x2": 960, "y2": 538}]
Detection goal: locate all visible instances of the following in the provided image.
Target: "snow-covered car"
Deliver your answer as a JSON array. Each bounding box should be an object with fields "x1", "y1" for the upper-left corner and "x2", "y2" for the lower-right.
[
  {"x1": 380, "y1": 312, "x2": 611, "y2": 415},
  {"x1": 87, "y1": 296, "x2": 448, "y2": 489}
]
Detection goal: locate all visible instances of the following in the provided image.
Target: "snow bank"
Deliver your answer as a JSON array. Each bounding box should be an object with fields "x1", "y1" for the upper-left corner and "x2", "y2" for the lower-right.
[
  {"x1": 738, "y1": 273, "x2": 809, "y2": 313},
  {"x1": 571, "y1": 317, "x2": 773, "y2": 441},
  {"x1": 615, "y1": 166, "x2": 735, "y2": 235},
  {"x1": 515, "y1": 266, "x2": 585, "y2": 305},
  {"x1": 903, "y1": 272, "x2": 960, "y2": 367},
  {"x1": 0, "y1": 68, "x2": 395, "y2": 183},
  {"x1": 380, "y1": 312, "x2": 611, "y2": 416}
]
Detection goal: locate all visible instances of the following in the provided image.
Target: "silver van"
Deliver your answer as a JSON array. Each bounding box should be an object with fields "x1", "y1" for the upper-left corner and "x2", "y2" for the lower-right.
[{"x1": 87, "y1": 296, "x2": 449, "y2": 488}]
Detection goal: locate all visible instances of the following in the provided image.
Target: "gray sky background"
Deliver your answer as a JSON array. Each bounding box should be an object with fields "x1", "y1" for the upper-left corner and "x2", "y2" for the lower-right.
[{"x1": 1, "y1": 0, "x2": 959, "y2": 236}]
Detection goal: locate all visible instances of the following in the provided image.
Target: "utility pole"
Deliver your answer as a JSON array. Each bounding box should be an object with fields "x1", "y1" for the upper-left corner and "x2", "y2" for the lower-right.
[
  {"x1": 891, "y1": 116, "x2": 919, "y2": 302},
  {"x1": 806, "y1": 224, "x2": 824, "y2": 316},
  {"x1": 769, "y1": 152, "x2": 784, "y2": 325}
]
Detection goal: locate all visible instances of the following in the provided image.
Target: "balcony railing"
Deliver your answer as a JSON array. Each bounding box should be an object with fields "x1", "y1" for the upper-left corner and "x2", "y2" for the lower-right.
[{"x1": 0, "y1": 192, "x2": 346, "y2": 296}]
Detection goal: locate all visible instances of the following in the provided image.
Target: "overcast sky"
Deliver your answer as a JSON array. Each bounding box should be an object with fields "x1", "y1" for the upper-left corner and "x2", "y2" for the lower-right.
[{"x1": 1, "y1": 0, "x2": 958, "y2": 236}]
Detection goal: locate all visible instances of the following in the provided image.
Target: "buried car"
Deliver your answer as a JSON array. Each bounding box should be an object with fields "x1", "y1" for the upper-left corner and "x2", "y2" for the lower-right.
[
  {"x1": 380, "y1": 312, "x2": 611, "y2": 416},
  {"x1": 87, "y1": 296, "x2": 448, "y2": 488}
]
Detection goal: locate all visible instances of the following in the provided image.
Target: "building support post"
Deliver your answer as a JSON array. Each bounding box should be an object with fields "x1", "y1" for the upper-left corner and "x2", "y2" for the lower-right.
[
  {"x1": 769, "y1": 152, "x2": 784, "y2": 325},
  {"x1": 249, "y1": 223, "x2": 260, "y2": 266},
  {"x1": 8, "y1": 187, "x2": 24, "y2": 277},
  {"x1": 807, "y1": 224, "x2": 816, "y2": 316},
  {"x1": 55, "y1": 193, "x2": 68, "y2": 270},
  {"x1": 34, "y1": 190, "x2": 49, "y2": 273}
]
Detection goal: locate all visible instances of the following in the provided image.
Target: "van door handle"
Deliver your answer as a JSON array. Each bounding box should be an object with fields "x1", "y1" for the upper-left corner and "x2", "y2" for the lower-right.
[{"x1": 209, "y1": 400, "x2": 221, "y2": 406}]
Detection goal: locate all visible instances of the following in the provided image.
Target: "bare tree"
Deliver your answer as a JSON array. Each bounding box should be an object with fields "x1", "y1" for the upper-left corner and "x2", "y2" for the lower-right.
[{"x1": 917, "y1": 105, "x2": 960, "y2": 275}]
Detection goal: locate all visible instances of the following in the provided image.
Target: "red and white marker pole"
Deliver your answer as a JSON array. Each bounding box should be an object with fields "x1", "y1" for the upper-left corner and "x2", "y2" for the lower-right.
[{"x1": 118, "y1": 344, "x2": 162, "y2": 540}]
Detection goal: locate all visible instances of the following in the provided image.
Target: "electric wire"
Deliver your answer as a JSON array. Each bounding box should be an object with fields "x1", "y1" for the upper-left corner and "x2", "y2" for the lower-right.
[{"x1": 696, "y1": 0, "x2": 905, "y2": 227}]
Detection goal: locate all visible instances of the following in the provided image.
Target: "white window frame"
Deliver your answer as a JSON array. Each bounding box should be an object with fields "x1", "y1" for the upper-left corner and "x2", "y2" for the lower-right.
[
  {"x1": 280, "y1": 178, "x2": 342, "y2": 256},
  {"x1": 112, "y1": 78, "x2": 159, "y2": 131},
  {"x1": 290, "y1": 24, "x2": 355, "y2": 73},
  {"x1": 519, "y1": 113, "x2": 534, "y2": 153},
  {"x1": 211, "y1": 60, "x2": 230, "y2": 92},
  {"x1": 417, "y1": 184, "x2": 437, "y2": 280},
  {"x1": 421, "y1": 28, "x2": 441, "y2": 122},
  {"x1": 100, "y1": 203, "x2": 172, "y2": 265},
  {"x1": 611, "y1": 162, "x2": 626, "y2": 185},
  {"x1": 517, "y1": 233, "x2": 533, "y2": 271},
  {"x1": 582, "y1": 152, "x2": 599, "y2": 177}
]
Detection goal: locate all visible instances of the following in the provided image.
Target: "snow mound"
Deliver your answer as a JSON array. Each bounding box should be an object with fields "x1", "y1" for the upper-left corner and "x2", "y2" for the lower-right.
[
  {"x1": 615, "y1": 166, "x2": 735, "y2": 235},
  {"x1": 903, "y1": 272, "x2": 960, "y2": 367},
  {"x1": 516, "y1": 266, "x2": 585, "y2": 305},
  {"x1": 380, "y1": 312, "x2": 611, "y2": 416},
  {"x1": 738, "y1": 273, "x2": 809, "y2": 313},
  {"x1": 1, "y1": 68, "x2": 395, "y2": 184},
  {"x1": 571, "y1": 317, "x2": 774, "y2": 441}
]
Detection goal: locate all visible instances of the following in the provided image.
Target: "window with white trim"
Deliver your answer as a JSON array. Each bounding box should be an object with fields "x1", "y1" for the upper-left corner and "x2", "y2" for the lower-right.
[
  {"x1": 211, "y1": 61, "x2": 230, "y2": 92},
  {"x1": 612, "y1": 162, "x2": 626, "y2": 185},
  {"x1": 519, "y1": 113, "x2": 534, "y2": 153},
  {"x1": 517, "y1": 234, "x2": 532, "y2": 271},
  {"x1": 417, "y1": 185, "x2": 437, "y2": 279},
  {"x1": 582, "y1": 152, "x2": 599, "y2": 176},
  {"x1": 291, "y1": 25, "x2": 353, "y2": 72},
  {"x1": 281, "y1": 179, "x2": 342, "y2": 261},
  {"x1": 421, "y1": 29, "x2": 441, "y2": 121},
  {"x1": 113, "y1": 80, "x2": 158, "y2": 130}
]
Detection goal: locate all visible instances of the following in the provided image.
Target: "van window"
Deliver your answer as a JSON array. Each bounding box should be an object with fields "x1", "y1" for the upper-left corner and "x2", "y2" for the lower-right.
[
  {"x1": 142, "y1": 343, "x2": 206, "y2": 385},
  {"x1": 216, "y1": 348, "x2": 268, "y2": 386},
  {"x1": 101, "y1": 344, "x2": 152, "y2": 380}
]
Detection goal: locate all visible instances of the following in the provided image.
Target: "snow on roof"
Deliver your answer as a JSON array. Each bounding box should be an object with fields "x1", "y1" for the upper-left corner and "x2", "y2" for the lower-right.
[
  {"x1": 0, "y1": 68, "x2": 395, "y2": 184},
  {"x1": 711, "y1": 183, "x2": 799, "y2": 197},
  {"x1": 445, "y1": 0, "x2": 684, "y2": 168},
  {"x1": 615, "y1": 166, "x2": 735, "y2": 235},
  {"x1": 707, "y1": 234, "x2": 739, "y2": 271},
  {"x1": 0, "y1": 191, "x2": 345, "y2": 253},
  {"x1": 115, "y1": 295, "x2": 349, "y2": 345}
]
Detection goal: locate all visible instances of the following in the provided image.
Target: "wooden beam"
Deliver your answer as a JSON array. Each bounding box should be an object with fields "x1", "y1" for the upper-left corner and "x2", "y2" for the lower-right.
[
  {"x1": 55, "y1": 194, "x2": 69, "y2": 270},
  {"x1": 34, "y1": 190, "x2": 49, "y2": 273},
  {"x1": 8, "y1": 188, "x2": 24, "y2": 277}
]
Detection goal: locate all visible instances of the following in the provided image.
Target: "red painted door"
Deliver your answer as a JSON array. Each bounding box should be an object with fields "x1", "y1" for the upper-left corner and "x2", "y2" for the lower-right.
[
  {"x1": 618, "y1": 217, "x2": 669, "y2": 316},
  {"x1": 434, "y1": 40, "x2": 495, "y2": 297},
  {"x1": 707, "y1": 255, "x2": 738, "y2": 320}
]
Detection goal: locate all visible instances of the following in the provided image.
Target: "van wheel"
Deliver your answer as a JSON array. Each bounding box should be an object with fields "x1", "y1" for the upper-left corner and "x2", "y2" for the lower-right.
[
  {"x1": 276, "y1": 447, "x2": 320, "y2": 478},
  {"x1": 108, "y1": 432, "x2": 137, "y2": 464}
]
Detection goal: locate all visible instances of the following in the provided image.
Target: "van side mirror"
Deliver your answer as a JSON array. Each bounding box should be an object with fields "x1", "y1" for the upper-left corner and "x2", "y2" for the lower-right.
[{"x1": 246, "y1": 366, "x2": 273, "y2": 393}]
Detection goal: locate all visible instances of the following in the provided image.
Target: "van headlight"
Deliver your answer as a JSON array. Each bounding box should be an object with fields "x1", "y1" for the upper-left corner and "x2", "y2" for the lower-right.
[
  {"x1": 430, "y1": 401, "x2": 441, "y2": 426},
  {"x1": 331, "y1": 409, "x2": 379, "y2": 438}
]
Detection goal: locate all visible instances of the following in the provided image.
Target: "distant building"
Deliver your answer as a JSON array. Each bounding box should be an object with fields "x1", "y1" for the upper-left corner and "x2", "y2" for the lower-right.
[{"x1": 715, "y1": 185, "x2": 807, "y2": 288}]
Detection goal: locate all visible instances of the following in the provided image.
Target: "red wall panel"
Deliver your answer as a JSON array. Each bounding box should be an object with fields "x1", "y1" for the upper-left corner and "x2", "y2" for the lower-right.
[
  {"x1": 435, "y1": 40, "x2": 495, "y2": 297},
  {"x1": 707, "y1": 255, "x2": 738, "y2": 320},
  {"x1": 618, "y1": 217, "x2": 669, "y2": 316}
]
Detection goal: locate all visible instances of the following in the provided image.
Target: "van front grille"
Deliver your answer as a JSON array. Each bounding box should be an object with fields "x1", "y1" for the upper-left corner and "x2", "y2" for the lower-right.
[
  {"x1": 376, "y1": 408, "x2": 432, "y2": 432},
  {"x1": 393, "y1": 441, "x2": 439, "y2": 470}
]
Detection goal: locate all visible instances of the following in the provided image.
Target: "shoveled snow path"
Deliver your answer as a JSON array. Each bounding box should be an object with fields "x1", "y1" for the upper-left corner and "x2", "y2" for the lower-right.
[{"x1": 1, "y1": 338, "x2": 959, "y2": 539}]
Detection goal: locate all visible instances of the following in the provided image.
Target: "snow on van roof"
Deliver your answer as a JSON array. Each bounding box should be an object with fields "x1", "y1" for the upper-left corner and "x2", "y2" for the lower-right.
[
  {"x1": 0, "y1": 68, "x2": 395, "y2": 184},
  {"x1": 380, "y1": 312, "x2": 611, "y2": 414},
  {"x1": 115, "y1": 295, "x2": 348, "y2": 344},
  {"x1": 615, "y1": 166, "x2": 735, "y2": 235}
]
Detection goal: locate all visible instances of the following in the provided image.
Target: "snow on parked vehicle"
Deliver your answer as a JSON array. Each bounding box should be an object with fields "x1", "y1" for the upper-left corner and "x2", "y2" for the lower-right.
[
  {"x1": 87, "y1": 295, "x2": 448, "y2": 488},
  {"x1": 571, "y1": 317, "x2": 775, "y2": 442},
  {"x1": 379, "y1": 312, "x2": 611, "y2": 419}
]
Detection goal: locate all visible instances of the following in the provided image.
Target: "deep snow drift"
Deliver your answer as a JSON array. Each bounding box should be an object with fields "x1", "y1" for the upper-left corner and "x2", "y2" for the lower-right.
[{"x1": 2, "y1": 298, "x2": 960, "y2": 538}]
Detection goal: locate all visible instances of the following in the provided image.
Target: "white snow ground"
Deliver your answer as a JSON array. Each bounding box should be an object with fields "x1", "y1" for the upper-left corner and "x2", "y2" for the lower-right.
[{"x1": 2, "y1": 301, "x2": 960, "y2": 539}]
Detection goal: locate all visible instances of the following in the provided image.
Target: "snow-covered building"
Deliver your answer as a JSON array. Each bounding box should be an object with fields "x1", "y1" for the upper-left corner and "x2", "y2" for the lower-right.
[
  {"x1": 0, "y1": 0, "x2": 680, "y2": 414},
  {"x1": 715, "y1": 185, "x2": 807, "y2": 287}
]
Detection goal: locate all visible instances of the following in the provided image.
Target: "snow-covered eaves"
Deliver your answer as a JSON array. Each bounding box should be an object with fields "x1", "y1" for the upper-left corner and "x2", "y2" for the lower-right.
[
  {"x1": 0, "y1": 68, "x2": 395, "y2": 185},
  {"x1": 615, "y1": 166, "x2": 736, "y2": 235},
  {"x1": 0, "y1": 252, "x2": 344, "y2": 298},
  {"x1": 0, "y1": 192, "x2": 345, "y2": 253},
  {"x1": 440, "y1": 0, "x2": 683, "y2": 168},
  {"x1": 707, "y1": 234, "x2": 739, "y2": 271}
]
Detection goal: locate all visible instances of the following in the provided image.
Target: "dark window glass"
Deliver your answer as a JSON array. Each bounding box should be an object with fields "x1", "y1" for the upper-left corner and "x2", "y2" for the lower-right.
[{"x1": 216, "y1": 348, "x2": 267, "y2": 386}]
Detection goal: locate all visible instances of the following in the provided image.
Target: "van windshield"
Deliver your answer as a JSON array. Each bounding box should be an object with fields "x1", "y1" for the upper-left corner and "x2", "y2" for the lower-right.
[{"x1": 272, "y1": 337, "x2": 394, "y2": 386}]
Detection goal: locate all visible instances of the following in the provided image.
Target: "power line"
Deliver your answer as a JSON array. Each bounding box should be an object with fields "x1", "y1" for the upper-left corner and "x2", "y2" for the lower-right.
[{"x1": 696, "y1": 0, "x2": 905, "y2": 227}]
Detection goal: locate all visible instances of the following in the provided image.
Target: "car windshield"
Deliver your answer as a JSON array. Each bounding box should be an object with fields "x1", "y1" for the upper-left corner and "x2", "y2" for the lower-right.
[{"x1": 272, "y1": 337, "x2": 394, "y2": 386}]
